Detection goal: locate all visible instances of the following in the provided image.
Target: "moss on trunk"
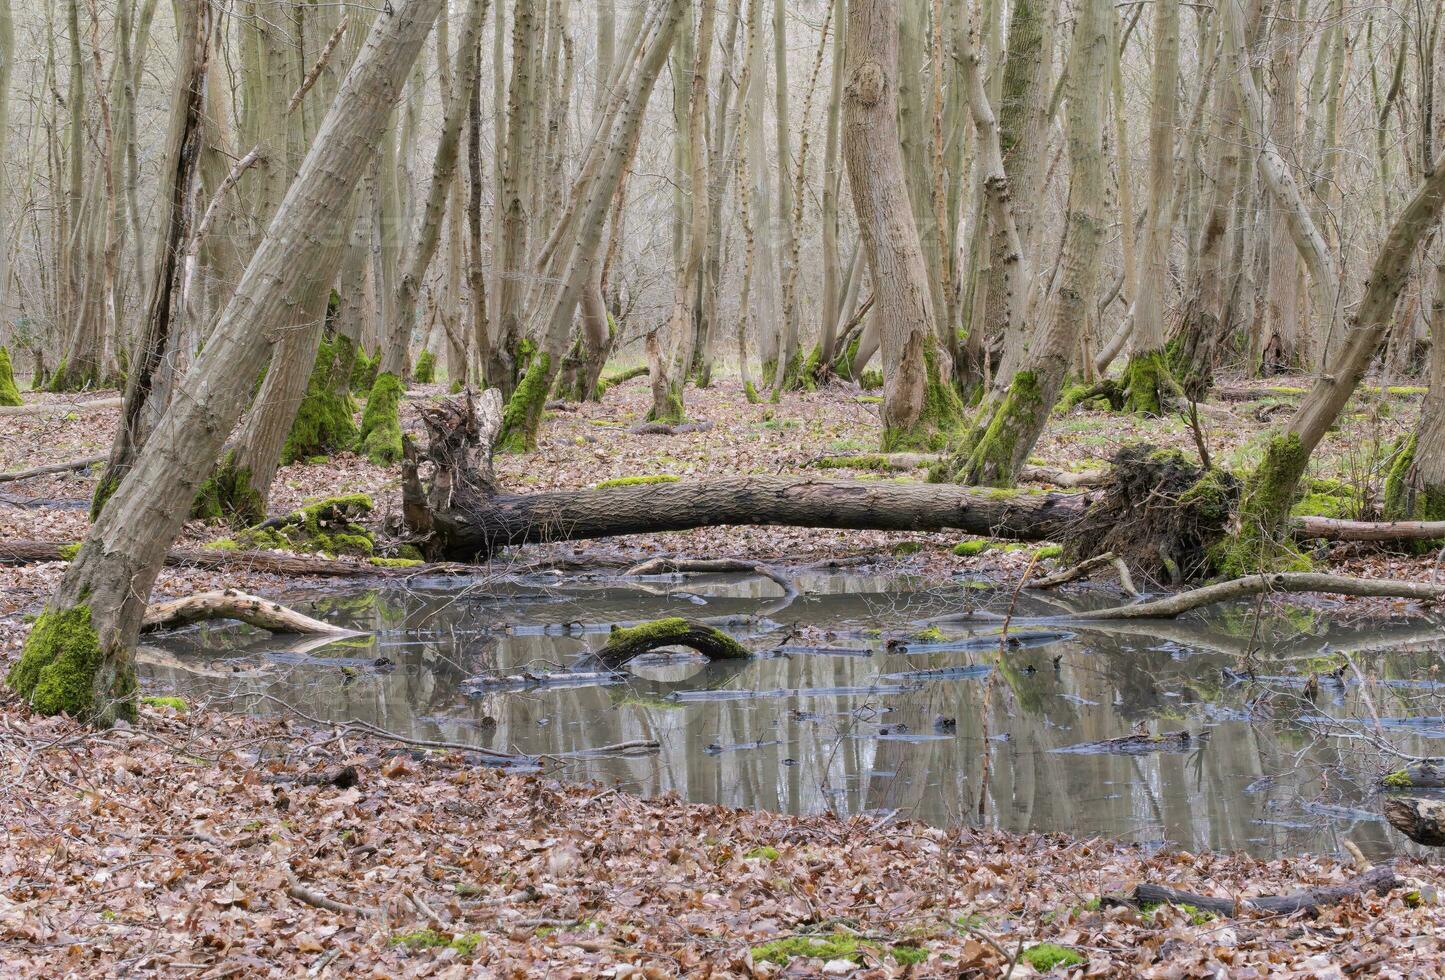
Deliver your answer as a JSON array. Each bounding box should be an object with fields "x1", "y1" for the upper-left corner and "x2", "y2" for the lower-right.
[
  {"x1": 192, "y1": 450, "x2": 266, "y2": 526},
  {"x1": 881, "y1": 349, "x2": 965, "y2": 452},
  {"x1": 1212, "y1": 431, "x2": 1313, "y2": 576},
  {"x1": 496, "y1": 352, "x2": 553, "y2": 453},
  {"x1": 349, "y1": 344, "x2": 380, "y2": 393},
  {"x1": 646, "y1": 382, "x2": 686, "y2": 425},
  {"x1": 358, "y1": 372, "x2": 404, "y2": 465},
  {"x1": 412, "y1": 350, "x2": 437, "y2": 384},
  {"x1": 7, "y1": 605, "x2": 136, "y2": 725},
  {"x1": 948, "y1": 370, "x2": 1044, "y2": 485},
  {"x1": 283, "y1": 335, "x2": 359, "y2": 464},
  {"x1": 1122, "y1": 348, "x2": 1182, "y2": 415},
  {"x1": 0, "y1": 346, "x2": 21, "y2": 406}
]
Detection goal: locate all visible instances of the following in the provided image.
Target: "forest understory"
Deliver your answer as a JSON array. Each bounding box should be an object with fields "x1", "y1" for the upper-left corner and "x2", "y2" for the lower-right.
[{"x1": 4, "y1": 373, "x2": 1445, "y2": 975}]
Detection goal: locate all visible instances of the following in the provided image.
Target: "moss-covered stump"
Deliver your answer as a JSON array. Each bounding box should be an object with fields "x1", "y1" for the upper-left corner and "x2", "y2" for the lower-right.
[
  {"x1": 0, "y1": 346, "x2": 22, "y2": 407},
  {"x1": 191, "y1": 450, "x2": 267, "y2": 526},
  {"x1": 1065, "y1": 444, "x2": 1239, "y2": 585},
  {"x1": 1057, "y1": 377, "x2": 1126, "y2": 413},
  {"x1": 595, "y1": 617, "x2": 750, "y2": 668},
  {"x1": 7, "y1": 605, "x2": 137, "y2": 725},
  {"x1": 359, "y1": 372, "x2": 404, "y2": 465},
  {"x1": 413, "y1": 350, "x2": 437, "y2": 384},
  {"x1": 880, "y1": 349, "x2": 965, "y2": 452},
  {"x1": 283, "y1": 334, "x2": 359, "y2": 463},
  {"x1": 1122, "y1": 349, "x2": 1183, "y2": 415},
  {"x1": 228, "y1": 493, "x2": 375, "y2": 558}
]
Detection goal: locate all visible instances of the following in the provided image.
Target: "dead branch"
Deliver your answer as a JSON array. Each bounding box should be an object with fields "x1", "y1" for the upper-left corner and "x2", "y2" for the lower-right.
[
  {"x1": 1057, "y1": 573, "x2": 1445, "y2": 621},
  {"x1": 1119, "y1": 865, "x2": 1399, "y2": 917},
  {"x1": 1384, "y1": 797, "x2": 1445, "y2": 846},
  {"x1": 0, "y1": 455, "x2": 105, "y2": 483},
  {"x1": 141, "y1": 589, "x2": 360, "y2": 635},
  {"x1": 1292, "y1": 515, "x2": 1445, "y2": 542},
  {"x1": 624, "y1": 557, "x2": 798, "y2": 602}
]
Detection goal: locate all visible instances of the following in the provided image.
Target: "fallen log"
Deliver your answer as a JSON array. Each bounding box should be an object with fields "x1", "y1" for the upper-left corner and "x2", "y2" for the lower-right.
[
  {"x1": 0, "y1": 540, "x2": 451, "y2": 578},
  {"x1": 1378, "y1": 763, "x2": 1445, "y2": 789},
  {"x1": 594, "y1": 617, "x2": 751, "y2": 668},
  {"x1": 141, "y1": 589, "x2": 359, "y2": 635},
  {"x1": 1123, "y1": 865, "x2": 1399, "y2": 917},
  {"x1": 1383, "y1": 797, "x2": 1445, "y2": 846},
  {"x1": 0, "y1": 454, "x2": 105, "y2": 483},
  {"x1": 1055, "y1": 573, "x2": 1445, "y2": 621},
  {"x1": 809, "y1": 453, "x2": 1106, "y2": 488},
  {"x1": 0, "y1": 396, "x2": 122, "y2": 417},
  {"x1": 1055, "y1": 729, "x2": 1204, "y2": 756},
  {"x1": 1292, "y1": 515, "x2": 1445, "y2": 542},
  {"x1": 629, "y1": 419, "x2": 715, "y2": 436},
  {"x1": 624, "y1": 557, "x2": 798, "y2": 603}
]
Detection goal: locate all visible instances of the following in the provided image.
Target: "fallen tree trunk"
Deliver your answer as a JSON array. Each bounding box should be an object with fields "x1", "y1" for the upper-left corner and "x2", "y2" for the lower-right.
[
  {"x1": 141, "y1": 589, "x2": 359, "y2": 635},
  {"x1": 1384, "y1": 797, "x2": 1445, "y2": 846},
  {"x1": 0, "y1": 455, "x2": 106, "y2": 483},
  {"x1": 1378, "y1": 763, "x2": 1445, "y2": 789},
  {"x1": 1292, "y1": 515, "x2": 1445, "y2": 542},
  {"x1": 0, "y1": 540, "x2": 442, "y2": 578},
  {"x1": 1124, "y1": 865, "x2": 1399, "y2": 917},
  {"x1": 1059, "y1": 573, "x2": 1445, "y2": 621},
  {"x1": 594, "y1": 617, "x2": 751, "y2": 668}
]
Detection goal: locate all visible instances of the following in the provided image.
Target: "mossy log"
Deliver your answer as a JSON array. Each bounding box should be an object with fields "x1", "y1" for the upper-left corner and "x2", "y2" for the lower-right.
[
  {"x1": 1384, "y1": 797, "x2": 1445, "y2": 846},
  {"x1": 1378, "y1": 763, "x2": 1445, "y2": 789},
  {"x1": 595, "y1": 617, "x2": 751, "y2": 667},
  {"x1": 1122, "y1": 865, "x2": 1399, "y2": 917}
]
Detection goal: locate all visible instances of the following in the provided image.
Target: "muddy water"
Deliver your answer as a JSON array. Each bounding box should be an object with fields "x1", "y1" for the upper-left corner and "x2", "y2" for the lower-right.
[{"x1": 140, "y1": 570, "x2": 1445, "y2": 860}]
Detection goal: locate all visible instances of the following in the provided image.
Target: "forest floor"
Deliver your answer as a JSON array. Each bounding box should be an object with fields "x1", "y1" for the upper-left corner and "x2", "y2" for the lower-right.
[{"x1": 3, "y1": 374, "x2": 1445, "y2": 975}]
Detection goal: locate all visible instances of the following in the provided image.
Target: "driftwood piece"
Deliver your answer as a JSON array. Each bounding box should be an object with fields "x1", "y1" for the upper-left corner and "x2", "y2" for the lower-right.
[
  {"x1": 1124, "y1": 865, "x2": 1399, "y2": 917},
  {"x1": 264, "y1": 766, "x2": 360, "y2": 789},
  {"x1": 1028, "y1": 552, "x2": 1118, "y2": 588},
  {"x1": 141, "y1": 589, "x2": 359, "y2": 635},
  {"x1": 594, "y1": 617, "x2": 751, "y2": 668},
  {"x1": 1384, "y1": 797, "x2": 1445, "y2": 846},
  {"x1": 1378, "y1": 763, "x2": 1445, "y2": 789},
  {"x1": 0, "y1": 454, "x2": 105, "y2": 483}
]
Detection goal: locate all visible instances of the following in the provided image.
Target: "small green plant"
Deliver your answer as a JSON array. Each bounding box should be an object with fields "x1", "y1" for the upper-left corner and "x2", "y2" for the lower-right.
[
  {"x1": 744, "y1": 845, "x2": 779, "y2": 861},
  {"x1": 141, "y1": 695, "x2": 186, "y2": 711},
  {"x1": 595, "y1": 474, "x2": 681, "y2": 489},
  {"x1": 890, "y1": 944, "x2": 927, "y2": 965},
  {"x1": 752, "y1": 934, "x2": 876, "y2": 966},
  {"x1": 1021, "y1": 943, "x2": 1085, "y2": 972},
  {"x1": 388, "y1": 929, "x2": 482, "y2": 956},
  {"x1": 911, "y1": 626, "x2": 946, "y2": 643},
  {"x1": 1382, "y1": 769, "x2": 1414, "y2": 788}
]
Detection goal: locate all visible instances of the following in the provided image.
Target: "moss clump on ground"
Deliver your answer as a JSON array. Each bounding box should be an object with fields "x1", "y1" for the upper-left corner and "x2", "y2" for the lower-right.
[
  {"x1": 1034, "y1": 544, "x2": 1063, "y2": 560},
  {"x1": 744, "y1": 845, "x2": 779, "y2": 861},
  {"x1": 497, "y1": 353, "x2": 552, "y2": 453},
  {"x1": 815, "y1": 454, "x2": 893, "y2": 471},
  {"x1": 7, "y1": 605, "x2": 136, "y2": 724},
  {"x1": 234, "y1": 494, "x2": 375, "y2": 558},
  {"x1": 57, "y1": 543, "x2": 82, "y2": 561},
  {"x1": 953, "y1": 539, "x2": 992, "y2": 557},
  {"x1": 891, "y1": 945, "x2": 927, "y2": 965},
  {"x1": 595, "y1": 474, "x2": 680, "y2": 489},
  {"x1": 142, "y1": 695, "x2": 187, "y2": 711},
  {"x1": 191, "y1": 451, "x2": 267, "y2": 527},
  {"x1": 1021, "y1": 943, "x2": 1085, "y2": 972},
  {"x1": 412, "y1": 350, "x2": 436, "y2": 384},
  {"x1": 358, "y1": 372, "x2": 404, "y2": 466},
  {"x1": 752, "y1": 934, "x2": 877, "y2": 966},
  {"x1": 283, "y1": 335, "x2": 359, "y2": 464},
  {"x1": 369, "y1": 556, "x2": 422, "y2": 568},
  {"x1": 911, "y1": 626, "x2": 947, "y2": 643},
  {"x1": 0, "y1": 346, "x2": 22, "y2": 407},
  {"x1": 388, "y1": 929, "x2": 481, "y2": 956}
]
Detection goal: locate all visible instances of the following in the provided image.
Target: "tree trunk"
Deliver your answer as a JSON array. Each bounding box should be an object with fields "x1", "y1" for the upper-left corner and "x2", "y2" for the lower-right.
[
  {"x1": 7, "y1": 0, "x2": 446, "y2": 727},
  {"x1": 949, "y1": 0, "x2": 1110, "y2": 486},
  {"x1": 1385, "y1": 258, "x2": 1445, "y2": 521},
  {"x1": 842, "y1": 0, "x2": 961, "y2": 452}
]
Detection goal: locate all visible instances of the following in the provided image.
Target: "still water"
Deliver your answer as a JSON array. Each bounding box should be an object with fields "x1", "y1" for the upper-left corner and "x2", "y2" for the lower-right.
[{"x1": 140, "y1": 569, "x2": 1445, "y2": 860}]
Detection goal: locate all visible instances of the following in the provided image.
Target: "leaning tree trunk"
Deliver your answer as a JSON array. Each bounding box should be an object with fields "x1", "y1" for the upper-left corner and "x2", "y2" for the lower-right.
[
  {"x1": 94, "y1": 1, "x2": 214, "y2": 516},
  {"x1": 1228, "y1": 143, "x2": 1445, "y2": 573},
  {"x1": 1384, "y1": 257, "x2": 1445, "y2": 522},
  {"x1": 948, "y1": 0, "x2": 1109, "y2": 486},
  {"x1": 6, "y1": 0, "x2": 445, "y2": 727},
  {"x1": 841, "y1": 0, "x2": 961, "y2": 452}
]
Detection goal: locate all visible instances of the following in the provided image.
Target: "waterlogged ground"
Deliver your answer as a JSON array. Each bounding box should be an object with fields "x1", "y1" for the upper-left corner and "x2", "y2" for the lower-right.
[{"x1": 142, "y1": 568, "x2": 1445, "y2": 862}]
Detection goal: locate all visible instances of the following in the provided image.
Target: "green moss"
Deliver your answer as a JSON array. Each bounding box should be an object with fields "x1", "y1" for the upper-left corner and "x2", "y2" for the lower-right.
[
  {"x1": 859, "y1": 369, "x2": 884, "y2": 390},
  {"x1": 57, "y1": 543, "x2": 81, "y2": 561},
  {"x1": 1122, "y1": 349, "x2": 1182, "y2": 415},
  {"x1": 1382, "y1": 769, "x2": 1414, "y2": 788},
  {"x1": 595, "y1": 474, "x2": 681, "y2": 489},
  {"x1": 744, "y1": 845, "x2": 779, "y2": 861},
  {"x1": 1021, "y1": 943, "x2": 1085, "y2": 972},
  {"x1": 1034, "y1": 544, "x2": 1063, "y2": 560},
  {"x1": 744, "y1": 380, "x2": 762, "y2": 404},
  {"x1": 204, "y1": 538, "x2": 240, "y2": 551},
  {"x1": 358, "y1": 372, "x2": 404, "y2": 465},
  {"x1": 881, "y1": 349, "x2": 965, "y2": 452},
  {"x1": 752, "y1": 934, "x2": 877, "y2": 966},
  {"x1": 388, "y1": 928, "x2": 482, "y2": 955},
  {"x1": 191, "y1": 451, "x2": 267, "y2": 526},
  {"x1": 233, "y1": 494, "x2": 374, "y2": 558},
  {"x1": 911, "y1": 626, "x2": 947, "y2": 643},
  {"x1": 953, "y1": 370, "x2": 1044, "y2": 487},
  {"x1": 602, "y1": 617, "x2": 750, "y2": 660},
  {"x1": 7, "y1": 605, "x2": 136, "y2": 724},
  {"x1": 816, "y1": 454, "x2": 892, "y2": 471},
  {"x1": 953, "y1": 539, "x2": 992, "y2": 557},
  {"x1": 369, "y1": 556, "x2": 422, "y2": 568},
  {"x1": 1385, "y1": 385, "x2": 1427, "y2": 396},
  {"x1": 283, "y1": 335, "x2": 359, "y2": 464},
  {"x1": 891, "y1": 944, "x2": 927, "y2": 965},
  {"x1": 497, "y1": 352, "x2": 553, "y2": 453},
  {"x1": 1217, "y1": 432, "x2": 1313, "y2": 576},
  {"x1": 0, "y1": 346, "x2": 22, "y2": 407},
  {"x1": 413, "y1": 350, "x2": 436, "y2": 384},
  {"x1": 647, "y1": 381, "x2": 686, "y2": 425},
  {"x1": 892, "y1": 541, "x2": 926, "y2": 556},
  {"x1": 349, "y1": 344, "x2": 379, "y2": 393},
  {"x1": 141, "y1": 695, "x2": 187, "y2": 711},
  {"x1": 89, "y1": 471, "x2": 120, "y2": 521}
]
